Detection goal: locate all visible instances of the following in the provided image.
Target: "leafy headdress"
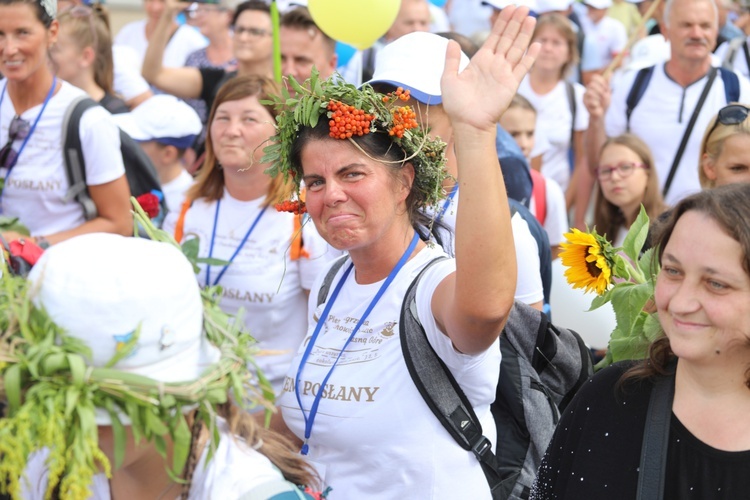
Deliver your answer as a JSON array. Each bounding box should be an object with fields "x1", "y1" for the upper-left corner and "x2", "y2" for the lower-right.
[
  {"x1": 0, "y1": 201, "x2": 272, "y2": 499},
  {"x1": 261, "y1": 70, "x2": 451, "y2": 214}
]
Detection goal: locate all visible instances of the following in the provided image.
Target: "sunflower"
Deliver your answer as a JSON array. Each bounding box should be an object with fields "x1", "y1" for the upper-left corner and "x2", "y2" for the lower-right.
[{"x1": 560, "y1": 228, "x2": 615, "y2": 295}]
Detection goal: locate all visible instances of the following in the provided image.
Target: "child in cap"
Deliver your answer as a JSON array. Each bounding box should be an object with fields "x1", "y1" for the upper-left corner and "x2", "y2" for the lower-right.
[
  {"x1": 6, "y1": 232, "x2": 319, "y2": 499},
  {"x1": 113, "y1": 95, "x2": 202, "y2": 213},
  {"x1": 500, "y1": 94, "x2": 569, "y2": 259},
  {"x1": 579, "y1": 0, "x2": 628, "y2": 83}
]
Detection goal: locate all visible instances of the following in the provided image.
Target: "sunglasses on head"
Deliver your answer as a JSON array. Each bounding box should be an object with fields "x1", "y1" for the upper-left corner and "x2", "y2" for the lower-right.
[
  {"x1": 0, "y1": 115, "x2": 31, "y2": 171},
  {"x1": 705, "y1": 104, "x2": 750, "y2": 141}
]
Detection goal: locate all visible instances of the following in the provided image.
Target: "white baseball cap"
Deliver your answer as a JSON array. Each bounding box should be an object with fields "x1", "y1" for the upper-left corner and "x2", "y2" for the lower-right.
[
  {"x1": 481, "y1": 0, "x2": 538, "y2": 10},
  {"x1": 536, "y1": 0, "x2": 574, "y2": 13},
  {"x1": 113, "y1": 95, "x2": 203, "y2": 149},
  {"x1": 28, "y1": 234, "x2": 220, "y2": 424},
  {"x1": 367, "y1": 31, "x2": 470, "y2": 105},
  {"x1": 584, "y1": 0, "x2": 612, "y2": 8}
]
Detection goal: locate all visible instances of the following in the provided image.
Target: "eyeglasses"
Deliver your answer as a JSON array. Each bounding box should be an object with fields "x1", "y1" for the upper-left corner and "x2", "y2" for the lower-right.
[
  {"x1": 234, "y1": 26, "x2": 272, "y2": 38},
  {"x1": 705, "y1": 104, "x2": 750, "y2": 141},
  {"x1": 595, "y1": 161, "x2": 649, "y2": 180},
  {"x1": 0, "y1": 115, "x2": 30, "y2": 170},
  {"x1": 187, "y1": 4, "x2": 227, "y2": 17}
]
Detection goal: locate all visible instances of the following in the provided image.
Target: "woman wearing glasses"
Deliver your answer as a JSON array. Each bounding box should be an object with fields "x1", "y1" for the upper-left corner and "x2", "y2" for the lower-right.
[
  {"x1": 0, "y1": 0, "x2": 130, "y2": 246},
  {"x1": 142, "y1": 0, "x2": 272, "y2": 119},
  {"x1": 699, "y1": 103, "x2": 750, "y2": 188},
  {"x1": 52, "y1": 4, "x2": 129, "y2": 114},
  {"x1": 592, "y1": 134, "x2": 666, "y2": 247}
]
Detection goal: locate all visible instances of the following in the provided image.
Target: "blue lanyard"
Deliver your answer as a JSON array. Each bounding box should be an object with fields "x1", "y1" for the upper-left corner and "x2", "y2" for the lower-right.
[
  {"x1": 437, "y1": 183, "x2": 458, "y2": 221},
  {"x1": 0, "y1": 77, "x2": 57, "y2": 175},
  {"x1": 204, "y1": 198, "x2": 268, "y2": 287},
  {"x1": 295, "y1": 232, "x2": 420, "y2": 455}
]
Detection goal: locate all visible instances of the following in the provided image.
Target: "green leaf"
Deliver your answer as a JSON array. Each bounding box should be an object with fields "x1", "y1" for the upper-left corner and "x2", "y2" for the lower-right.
[
  {"x1": 171, "y1": 413, "x2": 191, "y2": 474},
  {"x1": 588, "y1": 287, "x2": 613, "y2": 311},
  {"x1": 64, "y1": 387, "x2": 80, "y2": 419},
  {"x1": 622, "y1": 205, "x2": 650, "y2": 262},
  {"x1": 181, "y1": 238, "x2": 199, "y2": 262},
  {"x1": 289, "y1": 75, "x2": 307, "y2": 96},
  {"x1": 4, "y1": 364, "x2": 22, "y2": 415},
  {"x1": 145, "y1": 408, "x2": 169, "y2": 436},
  {"x1": 638, "y1": 247, "x2": 657, "y2": 279},
  {"x1": 67, "y1": 353, "x2": 86, "y2": 386},
  {"x1": 643, "y1": 312, "x2": 663, "y2": 342},
  {"x1": 106, "y1": 401, "x2": 127, "y2": 470},
  {"x1": 154, "y1": 434, "x2": 167, "y2": 458},
  {"x1": 609, "y1": 281, "x2": 652, "y2": 340}
]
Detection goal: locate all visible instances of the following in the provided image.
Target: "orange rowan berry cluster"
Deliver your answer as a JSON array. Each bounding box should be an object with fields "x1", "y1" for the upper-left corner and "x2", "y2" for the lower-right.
[
  {"x1": 382, "y1": 87, "x2": 411, "y2": 103},
  {"x1": 389, "y1": 106, "x2": 418, "y2": 138},
  {"x1": 327, "y1": 100, "x2": 374, "y2": 140},
  {"x1": 274, "y1": 200, "x2": 307, "y2": 215}
]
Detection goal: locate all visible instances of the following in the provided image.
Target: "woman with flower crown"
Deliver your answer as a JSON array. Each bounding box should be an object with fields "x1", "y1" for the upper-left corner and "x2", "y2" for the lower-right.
[{"x1": 268, "y1": 6, "x2": 540, "y2": 498}]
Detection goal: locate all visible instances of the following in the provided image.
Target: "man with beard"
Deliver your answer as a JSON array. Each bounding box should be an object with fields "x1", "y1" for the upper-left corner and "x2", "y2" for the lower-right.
[{"x1": 583, "y1": 0, "x2": 750, "y2": 205}]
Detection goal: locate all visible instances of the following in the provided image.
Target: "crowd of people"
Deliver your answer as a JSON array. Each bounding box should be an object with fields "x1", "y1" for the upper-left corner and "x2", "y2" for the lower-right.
[{"x1": 0, "y1": 0, "x2": 749, "y2": 497}]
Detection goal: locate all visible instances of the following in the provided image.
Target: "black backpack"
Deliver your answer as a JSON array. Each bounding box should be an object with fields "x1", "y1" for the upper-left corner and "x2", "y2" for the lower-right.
[
  {"x1": 61, "y1": 96, "x2": 165, "y2": 220},
  {"x1": 317, "y1": 256, "x2": 594, "y2": 500}
]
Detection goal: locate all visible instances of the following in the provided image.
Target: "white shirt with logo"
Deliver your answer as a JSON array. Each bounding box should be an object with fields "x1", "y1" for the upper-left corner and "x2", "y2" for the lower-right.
[
  {"x1": 0, "y1": 81, "x2": 124, "y2": 236},
  {"x1": 279, "y1": 244, "x2": 499, "y2": 499}
]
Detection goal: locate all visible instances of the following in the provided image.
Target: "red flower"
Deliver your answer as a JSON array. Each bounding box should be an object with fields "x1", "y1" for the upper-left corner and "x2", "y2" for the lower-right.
[{"x1": 136, "y1": 193, "x2": 160, "y2": 219}]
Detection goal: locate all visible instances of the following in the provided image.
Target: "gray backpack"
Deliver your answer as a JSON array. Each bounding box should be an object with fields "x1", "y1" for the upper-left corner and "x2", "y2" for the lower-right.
[{"x1": 318, "y1": 256, "x2": 594, "y2": 499}]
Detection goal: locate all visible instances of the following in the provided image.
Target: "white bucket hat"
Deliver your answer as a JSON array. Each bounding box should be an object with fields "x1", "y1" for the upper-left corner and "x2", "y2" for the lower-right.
[
  {"x1": 367, "y1": 31, "x2": 470, "y2": 105},
  {"x1": 112, "y1": 95, "x2": 203, "y2": 149},
  {"x1": 28, "y1": 234, "x2": 220, "y2": 424}
]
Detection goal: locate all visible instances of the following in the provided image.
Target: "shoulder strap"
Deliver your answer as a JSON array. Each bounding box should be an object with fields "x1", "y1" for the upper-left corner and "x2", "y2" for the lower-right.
[
  {"x1": 399, "y1": 256, "x2": 504, "y2": 498},
  {"x1": 718, "y1": 66, "x2": 740, "y2": 104},
  {"x1": 529, "y1": 169, "x2": 547, "y2": 226},
  {"x1": 722, "y1": 36, "x2": 746, "y2": 70},
  {"x1": 636, "y1": 367, "x2": 676, "y2": 500},
  {"x1": 743, "y1": 41, "x2": 750, "y2": 85},
  {"x1": 61, "y1": 96, "x2": 99, "y2": 221},
  {"x1": 565, "y1": 81, "x2": 576, "y2": 147},
  {"x1": 316, "y1": 255, "x2": 350, "y2": 307},
  {"x1": 625, "y1": 66, "x2": 655, "y2": 132},
  {"x1": 663, "y1": 67, "x2": 718, "y2": 197}
]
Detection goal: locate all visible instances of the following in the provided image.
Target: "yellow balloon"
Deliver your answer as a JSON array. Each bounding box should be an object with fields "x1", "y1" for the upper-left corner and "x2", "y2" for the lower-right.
[{"x1": 308, "y1": 0, "x2": 401, "y2": 50}]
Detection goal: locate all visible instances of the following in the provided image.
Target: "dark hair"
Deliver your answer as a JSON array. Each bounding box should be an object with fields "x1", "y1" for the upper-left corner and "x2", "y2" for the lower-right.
[
  {"x1": 290, "y1": 120, "x2": 449, "y2": 244},
  {"x1": 0, "y1": 0, "x2": 54, "y2": 27},
  {"x1": 620, "y1": 183, "x2": 750, "y2": 389},
  {"x1": 188, "y1": 74, "x2": 290, "y2": 205},
  {"x1": 231, "y1": 0, "x2": 269, "y2": 27},
  {"x1": 280, "y1": 6, "x2": 336, "y2": 55}
]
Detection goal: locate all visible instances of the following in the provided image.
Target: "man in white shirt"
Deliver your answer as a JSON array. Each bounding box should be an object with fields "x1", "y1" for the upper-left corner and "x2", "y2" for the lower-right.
[
  {"x1": 579, "y1": 0, "x2": 628, "y2": 84},
  {"x1": 584, "y1": 0, "x2": 750, "y2": 205}
]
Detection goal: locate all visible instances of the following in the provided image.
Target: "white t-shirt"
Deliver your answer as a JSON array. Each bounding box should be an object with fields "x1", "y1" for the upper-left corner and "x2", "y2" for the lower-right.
[
  {"x1": 114, "y1": 21, "x2": 208, "y2": 71},
  {"x1": 579, "y1": 16, "x2": 628, "y2": 72},
  {"x1": 431, "y1": 186, "x2": 544, "y2": 305},
  {"x1": 279, "y1": 244, "x2": 499, "y2": 499},
  {"x1": 715, "y1": 37, "x2": 750, "y2": 79},
  {"x1": 605, "y1": 63, "x2": 750, "y2": 205},
  {"x1": 112, "y1": 44, "x2": 151, "y2": 102},
  {"x1": 172, "y1": 190, "x2": 336, "y2": 395},
  {"x1": 0, "y1": 81, "x2": 124, "y2": 236},
  {"x1": 161, "y1": 168, "x2": 193, "y2": 214},
  {"x1": 22, "y1": 419, "x2": 287, "y2": 499},
  {"x1": 529, "y1": 175, "x2": 568, "y2": 247},
  {"x1": 518, "y1": 79, "x2": 589, "y2": 190}
]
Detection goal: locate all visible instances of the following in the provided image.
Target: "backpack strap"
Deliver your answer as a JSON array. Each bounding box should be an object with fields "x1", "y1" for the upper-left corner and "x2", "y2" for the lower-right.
[
  {"x1": 399, "y1": 256, "x2": 504, "y2": 498},
  {"x1": 718, "y1": 66, "x2": 740, "y2": 104},
  {"x1": 564, "y1": 80, "x2": 576, "y2": 148},
  {"x1": 625, "y1": 66, "x2": 655, "y2": 132},
  {"x1": 721, "y1": 36, "x2": 746, "y2": 71},
  {"x1": 663, "y1": 67, "x2": 718, "y2": 197},
  {"x1": 529, "y1": 169, "x2": 547, "y2": 226},
  {"x1": 316, "y1": 255, "x2": 350, "y2": 307},
  {"x1": 635, "y1": 364, "x2": 676, "y2": 500},
  {"x1": 173, "y1": 199, "x2": 193, "y2": 242},
  {"x1": 61, "y1": 96, "x2": 99, "y2": 221}
]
